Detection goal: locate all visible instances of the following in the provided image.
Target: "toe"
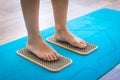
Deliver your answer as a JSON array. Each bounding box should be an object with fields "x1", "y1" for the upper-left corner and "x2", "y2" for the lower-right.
[
  {"x1": 41, "y1": 55, "x2": 48, "y2": 61},
  {"x1": 79, "y1": 40, "x2": 87, "y2": 48},
  {"x1": 48, "y1": 54, "x2": 54, "y2": 61},
  {"x1": 48, "y1": 52, "x2": 58, "y2": 61},
  {"x1": 54, "y1": 52, "x2": 61, "y2": 59},
  {"x1": 52, "y1": 53, "x2": 58, "y2": 60},
  {"x1": 58, "y1": 54, "x2": 62, "y2": 58}
]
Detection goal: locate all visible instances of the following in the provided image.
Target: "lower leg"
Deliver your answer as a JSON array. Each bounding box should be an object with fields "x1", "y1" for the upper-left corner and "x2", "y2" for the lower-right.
[
  {"x1": 51, "y1": 0, "x2": 87, "y2": 48},
  {"x1": 21, "y1": 0, "x2": 41, "y2": 39},
  {"x1": 51, "y1": 0, "x2": 68, "y2": 32},
  {"x1": 21, "y1": 0, "x2": 61, "y2": 61}
]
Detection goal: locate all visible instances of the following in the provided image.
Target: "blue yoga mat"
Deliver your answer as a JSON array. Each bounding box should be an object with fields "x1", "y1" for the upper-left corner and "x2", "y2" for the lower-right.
[{"x1": 1, "y1": 8, "x2": 120, "y2": 80}]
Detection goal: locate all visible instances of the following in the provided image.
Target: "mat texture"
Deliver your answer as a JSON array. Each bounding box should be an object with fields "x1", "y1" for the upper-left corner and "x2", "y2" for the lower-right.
[
  {"x1": 46, "y1": 36, "x2": 98, "y2": 55},
  {"x1": 0, "y1": 8, "x2": 120, "y2": 80},
  {"x1": 17, "y1": 48, "x2": 72, "y2": 72}
]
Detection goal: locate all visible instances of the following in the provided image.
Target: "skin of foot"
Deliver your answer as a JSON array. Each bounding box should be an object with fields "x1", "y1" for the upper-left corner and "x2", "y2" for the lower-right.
[
  {"x1": 21, "y1": 0, "x2": 86, "y2": 62},
  {"x1": 54, "y1": 29, "x2": 87, "y2": 48},
  {"x1": 26, "y1": 36, "x2": 61, "y2": 61},
  {"x1": 26, "y1": 29, "x2": 87, "y2": 62}
]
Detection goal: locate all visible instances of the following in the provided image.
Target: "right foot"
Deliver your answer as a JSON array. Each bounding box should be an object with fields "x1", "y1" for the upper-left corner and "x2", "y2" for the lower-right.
[{"x1": 26, "y1": 36, "x2": 61, "y2": 61}]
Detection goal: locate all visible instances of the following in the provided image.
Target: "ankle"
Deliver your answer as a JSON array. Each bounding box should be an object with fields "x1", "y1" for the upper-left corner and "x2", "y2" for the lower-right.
[
  {"x1": 55, "y1": 24, "x2": 68, "y2": 32},
  {"x1": 55, "y1": 26, "x2": 68, "y2": 33},
  {"x1": 55, "y1": 28, "x2": 68, "y2": 34},
  {"x1": 28, "y1": 33, "x2": 42, "y2": 39},
  {"x1": 27, "y1": 35, "x2": 43, "y2": 44}
]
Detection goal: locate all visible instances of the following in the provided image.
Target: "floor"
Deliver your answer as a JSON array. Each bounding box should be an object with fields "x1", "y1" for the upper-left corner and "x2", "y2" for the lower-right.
[{"x1": 0, "y1": 0, "x2": 120, "y2": 79}]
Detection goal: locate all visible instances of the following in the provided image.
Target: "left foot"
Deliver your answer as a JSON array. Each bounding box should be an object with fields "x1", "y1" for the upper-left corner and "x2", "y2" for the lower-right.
[{"x1": 54, "y1": 30, "x2": 87, "y2": 48}]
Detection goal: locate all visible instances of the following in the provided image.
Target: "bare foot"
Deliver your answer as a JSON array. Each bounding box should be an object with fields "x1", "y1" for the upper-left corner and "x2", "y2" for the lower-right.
[
  {"x1": 54, "y1": 30, "x2": 87, "y2": 48},
  {"x1": 26, "y1": 36, "x2": 61, "y2": 61}
]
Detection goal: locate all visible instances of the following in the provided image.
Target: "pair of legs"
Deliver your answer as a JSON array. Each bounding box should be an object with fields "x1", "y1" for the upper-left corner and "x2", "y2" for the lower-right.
[{"x1": 21, "y1": 0, "x2": 87, "y2": 61}]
